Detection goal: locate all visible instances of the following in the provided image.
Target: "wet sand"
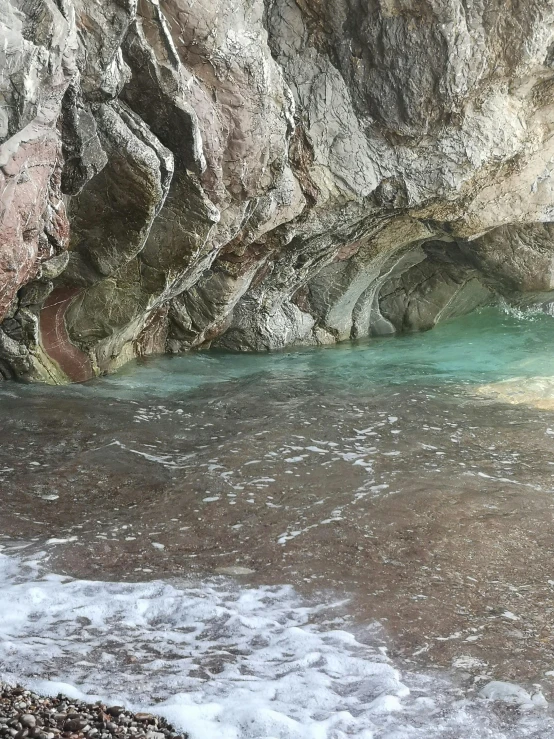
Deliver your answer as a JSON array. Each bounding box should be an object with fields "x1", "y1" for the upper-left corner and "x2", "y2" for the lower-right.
[{"x1": 2, "y1": 373, "x2": 554, "y2": 695}]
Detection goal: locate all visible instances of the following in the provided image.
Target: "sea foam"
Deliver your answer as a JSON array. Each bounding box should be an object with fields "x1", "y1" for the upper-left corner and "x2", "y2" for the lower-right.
[{"x1": 0, "y1": 554, "x2": 550, "y2": 739}]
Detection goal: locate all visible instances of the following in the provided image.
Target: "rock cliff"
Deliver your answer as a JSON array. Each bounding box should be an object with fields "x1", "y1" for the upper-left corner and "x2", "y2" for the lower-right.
[{"x1": 2, "y1": 0, "x2": 554, "y2": 381}]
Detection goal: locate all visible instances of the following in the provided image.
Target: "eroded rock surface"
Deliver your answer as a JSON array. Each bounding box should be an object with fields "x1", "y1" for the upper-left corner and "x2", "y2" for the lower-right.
[{"x1": 2, "y1": 0, "x2": 554, "y2": 380}]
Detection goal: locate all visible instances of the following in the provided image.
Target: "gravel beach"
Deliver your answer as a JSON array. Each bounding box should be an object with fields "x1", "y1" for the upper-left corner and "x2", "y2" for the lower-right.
[{"x1": 0, "y1": 686, "x2": 187, "y2": 739}]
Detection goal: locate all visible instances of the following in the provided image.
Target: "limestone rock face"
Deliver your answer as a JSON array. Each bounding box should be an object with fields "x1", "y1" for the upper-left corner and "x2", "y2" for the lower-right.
[{"x1": 2, "y1": 0, "x2": 554, "y2": 380}]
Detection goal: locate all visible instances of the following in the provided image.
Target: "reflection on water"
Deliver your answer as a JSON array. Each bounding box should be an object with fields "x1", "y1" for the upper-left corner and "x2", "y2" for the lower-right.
[{"x1": 2, "y1": 307, "x2": 554, "y2": 736}]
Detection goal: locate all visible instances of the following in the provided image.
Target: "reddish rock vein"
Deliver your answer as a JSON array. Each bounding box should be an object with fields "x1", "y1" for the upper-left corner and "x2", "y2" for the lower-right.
[{"x1": 40, "y1": 288, "x2": 93, "y2": 383}]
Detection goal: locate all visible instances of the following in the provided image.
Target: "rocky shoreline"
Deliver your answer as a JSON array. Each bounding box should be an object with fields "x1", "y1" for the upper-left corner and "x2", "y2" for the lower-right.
[
  {"x1": 3, "y1": 1, "x2": 554, "y2": 382},
  {"x1": 0, "y1": 686, "x2": 187, "y2": 739}
]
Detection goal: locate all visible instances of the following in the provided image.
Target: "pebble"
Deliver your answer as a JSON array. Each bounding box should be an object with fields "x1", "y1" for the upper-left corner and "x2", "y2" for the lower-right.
[{"x1": 0, "y1": 686, "x2": 187, "y2": 739}]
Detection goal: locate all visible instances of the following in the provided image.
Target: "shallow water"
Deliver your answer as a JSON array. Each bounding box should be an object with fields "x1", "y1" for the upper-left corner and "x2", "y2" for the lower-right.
[
  {"x1": 89, "y1": 306, "x2": 554, "y2": 395},
  {"x1": 1, "y1": 553, "x2": 552, "y2": 739},
  {"x1": 3, "y1": 307, "x2": 554, "y2": 737}
]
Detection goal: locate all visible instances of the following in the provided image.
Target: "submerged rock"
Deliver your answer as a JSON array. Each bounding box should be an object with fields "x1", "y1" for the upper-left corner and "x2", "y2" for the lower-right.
[
  {"x1": 2, "y1": 0, "x2": 554, "y2": 381},
  {"x1": 475, "y1": 376, "x2": 554, "y2": 410},
  {"x1": 479, "y1": 681, "x2": 548, "y2": 711}
]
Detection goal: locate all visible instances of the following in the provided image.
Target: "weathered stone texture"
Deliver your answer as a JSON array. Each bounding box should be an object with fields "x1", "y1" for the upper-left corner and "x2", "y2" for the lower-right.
[{"x1": 1, "y1": 0, "x2": 554, "y2": 380}]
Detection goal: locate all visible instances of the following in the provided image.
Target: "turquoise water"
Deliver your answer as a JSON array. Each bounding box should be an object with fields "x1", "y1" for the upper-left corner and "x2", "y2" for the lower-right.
[{"x1": 88, "y1": 307, "x2": 554, "y2": 398}]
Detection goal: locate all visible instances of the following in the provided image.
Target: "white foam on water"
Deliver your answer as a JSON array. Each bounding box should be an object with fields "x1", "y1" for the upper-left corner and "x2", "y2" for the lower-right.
[{"x1": 0, "y1": 554, "x2": 551, "y2": 739}]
